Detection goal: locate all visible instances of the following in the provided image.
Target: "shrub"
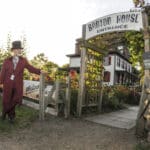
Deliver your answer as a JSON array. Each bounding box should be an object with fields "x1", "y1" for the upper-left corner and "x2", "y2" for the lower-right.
[
  {"x1": 102, "y1": 86, "x2": 123, "y2": 111},
  {"x1": 70, "y1": 90, "x2": 78, "y2": 116},
  {"x1": 126, "y1": 89, "x2": 141, "y2": 105},
  {"x1": 102, "y1": 85, "x2": 141, "y2": 112},
  {"x1": 69, "y1": 85, "x2": 141, "y2": 115},
  {"x1": 114, "y1": 85, "x2": 130, "y2": 103}
]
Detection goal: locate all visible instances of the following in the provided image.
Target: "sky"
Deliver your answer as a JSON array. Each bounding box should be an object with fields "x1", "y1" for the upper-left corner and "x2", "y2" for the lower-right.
[{"x1": 0, "y1": 0, "x2": 136, "y2": 66}]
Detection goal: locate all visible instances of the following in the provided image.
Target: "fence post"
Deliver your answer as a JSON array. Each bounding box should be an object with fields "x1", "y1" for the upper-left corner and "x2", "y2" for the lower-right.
[
  {"x1": 55, "y1": 80, "x2": 59, "y2": 116},
  {"x1": 65, "y1": 76, "x2": 71, "y2": 118},
  {"x1": 39, "y1": 73, "x2": 45, "y2": 120},
  {"x1": 77, "y1": 47, "x2": 86, "y2": 116}
]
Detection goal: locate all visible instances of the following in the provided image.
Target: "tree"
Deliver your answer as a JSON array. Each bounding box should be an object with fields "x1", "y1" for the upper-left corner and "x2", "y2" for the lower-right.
[
  {"x1": 125, "y1": 31, "x2": 144, "y2": 77},
  {"x1": 55, "y1": 64, "x2": 69, "y2": 81},
  {"x1": 31, "y1": 53, "x2": 48, "y2": 68},
  {"x1": 21, "y1": 33, "x2": 27, "y2": 57},
  {"x1": 0, "y1": 33, "x2": 27, "y2": 65},
  {"x1": 0, "y1": 33, "x2": 12, "y2": 69},
  {"x1": 133, "y1": 0, "x2": 145, "y2": 7},
  {"x1": 43, "y1": 61, "x2": 58, "y2": 81},
  {"x1": 30, "y1": 53, "x2": 58, "y2": 81},
  {"x1": 0, "y1": 48, "x2": 6, "y2": 69}
]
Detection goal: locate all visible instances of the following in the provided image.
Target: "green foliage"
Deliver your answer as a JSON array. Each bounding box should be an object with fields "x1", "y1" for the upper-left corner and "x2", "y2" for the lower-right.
[
  {"x1": 125, "y1": 31, "x2": 144, "y2": 77},
  {"x1": 43, "y1": 61, "x2": 58, "y2": 81},
  {"x1": 85, "y1": 49, "x2": 104, "y2": 92},
  {"x1": 70, "y1": 90, "x2": 78, "y2": 116},
  {"x1": 134, "y1": 143, "x2": 150, "y2": 150},
  {"x1": 102, "y1": 85, "x2": 140, "y2": 111},
  {"x1": 55, "y1": 65, "x2": 69, "y2": 81},
  {"x1": 21, "y1": 33, "x2": 27, "y2": 57},
  {"x1": 30, "y1": 53, "x2": 48, "y2": 68},
  {"x1": 125, "y1": 89, "x2": 141, "y2": 105},
  {"x1": 0, "y1": 33, "x2": 27, "y2": 70},
  {"x1": 102, "y1": 86, "x2": 123, "y2": 111},
  {"x1": 0, "y1": 49, "x2": 6, "y2": 69},
  {"x1": 133, "y1": 0, "x2": 145, "y2": 7},
  {"x1": 69, "y1": 85, "x2": 140, "y2": 116},
  {"x1": 28, "y1": 53, "x2": 58, "y2": 81}
]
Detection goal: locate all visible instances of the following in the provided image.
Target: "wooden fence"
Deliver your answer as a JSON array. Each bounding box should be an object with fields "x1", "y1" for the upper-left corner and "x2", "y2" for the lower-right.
[{"x1": 39, "y1": 73, "x2": 71, "y2": 120}]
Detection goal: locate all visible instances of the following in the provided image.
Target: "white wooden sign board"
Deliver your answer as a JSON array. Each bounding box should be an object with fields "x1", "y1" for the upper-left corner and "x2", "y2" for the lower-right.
[{"x1": 84, "y1": 11, "x2": 143, "y2": 40}]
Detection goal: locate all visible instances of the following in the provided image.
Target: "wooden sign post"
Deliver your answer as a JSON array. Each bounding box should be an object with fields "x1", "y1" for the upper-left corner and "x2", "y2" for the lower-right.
[{"x1": 136, "y1": 5, "x2": 150, "y2": 138}]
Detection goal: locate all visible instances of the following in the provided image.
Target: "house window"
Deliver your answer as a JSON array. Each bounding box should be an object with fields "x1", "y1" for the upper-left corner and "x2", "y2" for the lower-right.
[
  {"x1": 129, "y1": 66, "x2": 131, "y2": 72},
  {"x1": 103, "y1": 57, "x2": 107, "y2": 66},
  {"x1": 122, "y1": 60, "x2": 124, "y2": 69},
  {"x1": 104, "y1": 71, "x2": 110, "y2": 82},
  {"x1": 108, "y1": 56, "x2": 111, "y2": 65},
  {"x1": 104, "y1": 56, "x2": 111, "y2": 66},
  {"x1": 125, "y1": 63, "x2": 127, "y2": 70},
  {"x1": 127, "y1": 65, "x2": 130, "y2": 72},
  {"x1": 117, "y1": 57, "x2": 120, "y2": 67}
]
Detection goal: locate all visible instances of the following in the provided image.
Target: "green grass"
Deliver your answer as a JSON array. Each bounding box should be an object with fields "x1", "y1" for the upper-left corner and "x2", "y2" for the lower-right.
[
  {"x1": 0, "y1": 96, "x2": 38, "y2": 133},
  {"x1": 134, "y1": 143, "x2": 150, "y2": 150}
]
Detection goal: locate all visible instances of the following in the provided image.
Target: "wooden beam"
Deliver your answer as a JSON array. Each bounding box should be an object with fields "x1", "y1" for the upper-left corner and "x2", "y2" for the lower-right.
[
  {"x1": 55, "y1": 80, "x2": 59, "y2": 116},
  {"x1": 136, "y1": 5, "x2": 150, "y2": 138},
  {"x1": 77, "y1": 47, "x2": 87, "y2": 116},
  {"x1": 39, "y1": 73, "x2": 45, "y2": 121},
  {"x1": 98, "y1": 69, "x2": 104, "y2": 112},
  {"x1": 83, "y1": 41, "x2": 108, "y2": 55},
  {"x1": 64, "y1": 76, "x2": 71, "y2": 118}
]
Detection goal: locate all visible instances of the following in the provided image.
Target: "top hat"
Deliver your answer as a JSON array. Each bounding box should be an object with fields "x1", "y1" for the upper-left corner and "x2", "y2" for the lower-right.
[{"x1": 11, "y1": 41, "x2": 23, "y2": 50}]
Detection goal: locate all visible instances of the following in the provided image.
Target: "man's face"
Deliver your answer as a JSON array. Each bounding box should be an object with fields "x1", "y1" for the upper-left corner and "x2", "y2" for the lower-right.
[{"x1": 12, "y1": 49, "x2": 22, "y2": 56}]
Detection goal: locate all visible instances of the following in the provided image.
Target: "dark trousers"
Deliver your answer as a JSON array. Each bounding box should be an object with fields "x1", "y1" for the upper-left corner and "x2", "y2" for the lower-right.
[{"x1": 2, "y1": 88, "x2": 16, "y2": 119}]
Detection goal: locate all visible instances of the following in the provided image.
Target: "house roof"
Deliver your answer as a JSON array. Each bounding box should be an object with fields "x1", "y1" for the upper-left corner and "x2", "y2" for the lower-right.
[
  {"x1": 66, "y1": 54, "x2": 80, "y2": 57},
  {"x1": 115, "y1": 70, "x2": 138, "y2": 78},
  {"x1": 66, "y1": 51, "x2": 131, "y2": 63},
  {"x1": 109, "y1": 51, "x2": 130, "y2": 63}
]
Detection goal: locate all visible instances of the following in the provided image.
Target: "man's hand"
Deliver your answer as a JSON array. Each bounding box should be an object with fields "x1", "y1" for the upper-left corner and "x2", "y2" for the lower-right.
[
  {"x1": 40, "y1": 70, "x2": 48, "y2": 74},
  {"x1": 0, "y1": 84, "x2": 3, "y2": 89}
]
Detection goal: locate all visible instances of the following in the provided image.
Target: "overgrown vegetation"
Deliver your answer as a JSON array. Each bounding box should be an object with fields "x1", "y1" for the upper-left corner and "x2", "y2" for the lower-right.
[
  {"x1": 70, "y1": 85, "x2": 141, "y2": 115},
  {"x1": 134, "y1": 143, "x2": 150, "y2": 150},
  {"x1": 125, "y1": 31, "x2": 144, "y2": 77},
  {"x1": 102, "y1": 85, "x2": 141, "y2": 111}
]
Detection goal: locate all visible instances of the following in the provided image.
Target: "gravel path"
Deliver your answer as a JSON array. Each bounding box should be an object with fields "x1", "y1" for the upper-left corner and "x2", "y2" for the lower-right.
[{"x1": 0, "y1": 115, "x2": 138, "y2": 150}]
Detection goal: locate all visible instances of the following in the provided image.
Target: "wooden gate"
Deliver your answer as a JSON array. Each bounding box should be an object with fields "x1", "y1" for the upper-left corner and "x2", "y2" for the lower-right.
[{"x1": 39, "y1": 73, "x2": 71, "y2": 120}]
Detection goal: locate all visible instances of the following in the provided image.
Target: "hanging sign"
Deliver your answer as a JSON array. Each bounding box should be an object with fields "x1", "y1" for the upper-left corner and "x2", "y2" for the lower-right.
[{"x1": 84, "y1": 11, "x2": 143, "y2": 40}]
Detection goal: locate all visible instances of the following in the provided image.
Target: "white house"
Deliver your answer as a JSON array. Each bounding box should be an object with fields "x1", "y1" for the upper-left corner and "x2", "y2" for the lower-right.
[
  {"x1": 103, "y1": 51, "x2": 134, "y2": 86},
  {"x1": 66, "y1": 39, "x2": 137, "y2": 86}
]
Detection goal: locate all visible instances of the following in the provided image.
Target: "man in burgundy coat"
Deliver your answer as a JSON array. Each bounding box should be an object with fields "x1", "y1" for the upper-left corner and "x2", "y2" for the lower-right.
[{"x1": 0, "y1": 41, "x2": 43, "y2": 122}]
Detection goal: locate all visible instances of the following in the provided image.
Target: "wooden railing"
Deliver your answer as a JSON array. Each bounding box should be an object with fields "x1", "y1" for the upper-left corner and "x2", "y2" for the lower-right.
[{"x1": 39, "y1": 73, "x2": 71, "y2": 120}]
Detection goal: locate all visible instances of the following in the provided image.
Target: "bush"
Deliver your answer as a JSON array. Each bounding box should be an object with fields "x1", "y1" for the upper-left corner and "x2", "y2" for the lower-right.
[
  {"x1": 102, "y1": 86, "x2": 124, "y2": 111},
  {"x1": 114, "y1": 85, "x2": 130, "y2": 103},
  {"x1": 126, "y1": 89, "x2": 141, "y2": 105},
  {"x1": 102, "y1": 85, "x2": 141, "y2": 112},
  {"x1": 69, "y1": 85, "x2": 141, "y2": 115},
  {"x1": 70, "y1": 90, "x2": 78, "y2": 116},
  {"x1": 134, "y1": 143, "x2": 150, "y2": 150}
]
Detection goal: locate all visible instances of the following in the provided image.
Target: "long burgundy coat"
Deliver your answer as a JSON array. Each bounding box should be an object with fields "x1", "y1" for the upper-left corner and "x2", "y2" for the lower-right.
[{"x1": 0, "y1": 56, "x2": 41, "y2": 106}]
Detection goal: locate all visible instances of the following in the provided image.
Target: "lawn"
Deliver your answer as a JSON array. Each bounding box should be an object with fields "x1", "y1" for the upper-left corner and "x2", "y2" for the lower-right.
[
  {"x1": 134, "y1": 143, "x2": 150, "y2": 150},
  {"x1": 0, "y1": 96, "x2": 38, "y2": 133}
]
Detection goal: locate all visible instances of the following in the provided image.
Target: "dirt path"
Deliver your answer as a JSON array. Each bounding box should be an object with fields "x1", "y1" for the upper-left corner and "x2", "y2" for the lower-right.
[{"x1": 0, "y1": 115, "x2": 139, "y2": 150}]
